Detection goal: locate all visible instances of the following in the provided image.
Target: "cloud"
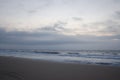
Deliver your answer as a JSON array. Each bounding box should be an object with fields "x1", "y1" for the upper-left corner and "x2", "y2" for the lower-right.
[
  {"x1": 72, "y1": 17, "x2": 83, "y2": 21},
  {"x1": 34, "y1": 12, "x2": 120, "y2": 37},
  {"x1": 69, "y1": 11, "x2": 120, "y2": 36},
  {"x1": 26, "y1": 0, "x2": 52, "y2": 14},
  {"x1": 0, "y1": 27, "x2": 83, "y2": 45},
  {"x1": 88, "y1": 20, "x2": 120, "y2": 36},
  {"x1": 114, "y1": 11, "x2": 120, "y2": 20},
  {"x1": 39, "y1": 21, "x2": 67, "y2": 32},
  {"x1": 0, "y1": 26, "x2": 120, "y2": 50},
  {"x1": 93, "y1": 11, "x2": 120, "y2": 36},
  {"x1": 112, "y1": 0, "x2": 120, "y2": 3},
  {"x1": 0, "y1": 10, "x2": 120, "y2": 37}
]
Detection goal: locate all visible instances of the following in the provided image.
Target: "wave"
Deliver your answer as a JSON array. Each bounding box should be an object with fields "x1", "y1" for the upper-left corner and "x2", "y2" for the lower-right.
[{"x1": 0, "y1": 49, "x2": 120, "y2": 66}]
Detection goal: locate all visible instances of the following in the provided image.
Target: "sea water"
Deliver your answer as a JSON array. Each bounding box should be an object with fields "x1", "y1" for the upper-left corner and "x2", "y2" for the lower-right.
[{"x1": 0, "y1": 49, "x2": 120, "y2": 66}]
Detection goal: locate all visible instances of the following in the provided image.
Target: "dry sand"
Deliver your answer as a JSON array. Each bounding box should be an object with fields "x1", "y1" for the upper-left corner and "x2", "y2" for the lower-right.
[{"x1": 0, "y1": 56, "x2": 120, "y2": 80}]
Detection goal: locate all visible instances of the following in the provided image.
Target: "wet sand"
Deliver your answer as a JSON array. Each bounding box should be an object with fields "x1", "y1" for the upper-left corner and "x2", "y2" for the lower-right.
[{"x1": 0, "y1": 56, "x2": 120, "y2": 80}]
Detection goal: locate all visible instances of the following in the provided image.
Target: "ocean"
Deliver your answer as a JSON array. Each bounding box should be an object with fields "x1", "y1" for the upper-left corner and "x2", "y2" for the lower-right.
[{"x1": 0, "y1": 49, "x2": 120, "y2": 66}]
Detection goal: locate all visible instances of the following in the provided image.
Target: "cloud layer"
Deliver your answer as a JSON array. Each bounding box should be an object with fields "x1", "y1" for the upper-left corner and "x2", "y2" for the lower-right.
[{"x1": 0, "y1": 26, "x2": 120, "y2": 50}]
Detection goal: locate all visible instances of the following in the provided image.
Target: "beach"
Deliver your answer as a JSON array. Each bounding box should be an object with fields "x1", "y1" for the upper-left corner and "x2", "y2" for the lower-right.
[{"x1": 0, "y1": 56, "x2": 120, "y2": 80}]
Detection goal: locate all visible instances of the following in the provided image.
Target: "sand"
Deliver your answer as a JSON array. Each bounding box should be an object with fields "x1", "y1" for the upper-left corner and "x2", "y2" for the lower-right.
[{"x1": 0, "y1": 56, "x2": 120, "y2": 80}]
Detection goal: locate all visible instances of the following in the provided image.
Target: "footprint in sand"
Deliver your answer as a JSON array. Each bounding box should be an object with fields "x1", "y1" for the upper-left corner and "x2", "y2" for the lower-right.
[{"x1": 0, "y1": 71, "x2": 24, "y2": 80}]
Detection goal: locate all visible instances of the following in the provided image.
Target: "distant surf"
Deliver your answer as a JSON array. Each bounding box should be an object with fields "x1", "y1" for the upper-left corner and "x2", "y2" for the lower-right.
[{"x1": 0, "y1": 49, "x2": 120, "y2": 66}]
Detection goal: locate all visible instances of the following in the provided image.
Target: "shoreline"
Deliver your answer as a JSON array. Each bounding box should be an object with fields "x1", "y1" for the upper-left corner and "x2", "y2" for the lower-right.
[{"x1": 0, "y1": 56, "x2": 120, "y2": 80}]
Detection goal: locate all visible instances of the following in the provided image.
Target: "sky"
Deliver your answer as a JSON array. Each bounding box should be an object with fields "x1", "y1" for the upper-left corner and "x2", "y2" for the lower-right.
[{"x1": 0, "y1": 0, "x2": 120, "y2": 50}]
